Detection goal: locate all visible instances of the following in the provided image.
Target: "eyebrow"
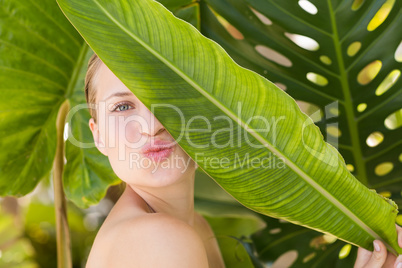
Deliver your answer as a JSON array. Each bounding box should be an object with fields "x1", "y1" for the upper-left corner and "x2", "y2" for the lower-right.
[{"x1": 103, "y1": 91, "x2": 133, "y2": 101}]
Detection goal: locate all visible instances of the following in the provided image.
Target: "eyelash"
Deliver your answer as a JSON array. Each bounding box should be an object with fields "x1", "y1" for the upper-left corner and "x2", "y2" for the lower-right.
[{"x1": 111, "y1": 101, "x2": 135, "y2": 112}]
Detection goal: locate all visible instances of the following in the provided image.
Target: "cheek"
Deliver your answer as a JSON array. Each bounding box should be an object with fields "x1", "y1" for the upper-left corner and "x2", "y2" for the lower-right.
[
  {"x1": 103, "y1": 116, "x2": 144, "y2": 149},
  {"x1": 106, "y1": 119, "x2": 146, "y2": 176},
  {"x1": 124, "y1": 120, "x2": 142, "y2": 145}
]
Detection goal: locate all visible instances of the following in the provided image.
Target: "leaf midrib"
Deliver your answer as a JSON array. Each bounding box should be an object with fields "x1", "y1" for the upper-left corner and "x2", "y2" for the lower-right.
[
  {"x1": 89, "y1": 0, "x2": 382, "y2": 247},
  {"x1": 327, "y1": 0, "x2": 368, "y2": 185},
  {"x1": 264, "y1": 0, "x2": 331, "y2": 37},
  {"x1": 327, "y1": 0, "x2": 395, "y2": 253}
]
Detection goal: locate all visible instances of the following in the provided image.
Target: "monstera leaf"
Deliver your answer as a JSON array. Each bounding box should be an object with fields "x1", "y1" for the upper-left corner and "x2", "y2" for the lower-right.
[
  {"x1": 0, "y1": 0, "x2": 120, "y2": 207},
  {"x1": 57, "y1": 0, "x2": 402, "y2": 254},
  {"x1": 196, "y1": 0, "x2": 402, "y2": 265},
  {"x1": 251, "y1": 216, "x2": 358, "y2": 267},
  {"x1": 200, "y1": 0, "x2": 402, "y2": 203},
  {"x1": 196, "y1": 0, "x2": 402, "y2": 267}
]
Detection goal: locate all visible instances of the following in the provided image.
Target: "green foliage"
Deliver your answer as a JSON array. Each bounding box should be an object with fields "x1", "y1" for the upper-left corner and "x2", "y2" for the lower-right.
[
  {"x1": 0, "y1": 0, "x2": 401, "y2": 266},
  {"x1": 197, "y1": 0, "x2": 402, "y2": 265},
  {"x1": 200, "y1": 0, "x2": 402, "y2": 200},
  {"x1": 57, "y1": 0, "x2": 401, "y2": 255},
  {"x1": 0, "y1": 0, "x2": 120, "y2": 208}
]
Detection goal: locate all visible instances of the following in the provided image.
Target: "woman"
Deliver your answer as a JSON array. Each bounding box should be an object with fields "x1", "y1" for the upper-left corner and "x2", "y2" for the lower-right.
[
  {"x1": 84, "y1": 54, "x2": 224, "y2": 268},
  {"x1": 83, "y1": 54, "x2": 402, "y2": 267}
]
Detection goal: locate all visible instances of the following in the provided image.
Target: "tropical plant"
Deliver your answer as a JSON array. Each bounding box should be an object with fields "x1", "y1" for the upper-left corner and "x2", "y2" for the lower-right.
[
  {"x1": 200, "y1": 0, "x2": 402, "y2": 201},
  {"x1": 0, "y1": 0, "x2": 118, "y2": 266},
  {"x1": 57, "y1": 0, "x2": 402, "y2": 254},
  {"x1": 0, "y1": 0, "x2": 401, "y2": 267},
  {"x1": 197, "y1": 0, "x2": 402, "y2": 265}
]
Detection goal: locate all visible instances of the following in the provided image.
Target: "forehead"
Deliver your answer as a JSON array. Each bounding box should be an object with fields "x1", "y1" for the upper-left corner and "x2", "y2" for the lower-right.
[{"x1": 95, "y1": 63, "x2": 135, "y2": 101}]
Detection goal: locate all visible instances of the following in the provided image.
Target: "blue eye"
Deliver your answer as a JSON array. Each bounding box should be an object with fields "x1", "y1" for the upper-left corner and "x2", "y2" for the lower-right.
[
  {"x1": 112, "y1": 102, "x2": 134, "y2": 112},
  {"x1": 117, "y1": 104, "x2": 131, "y2": 111}
]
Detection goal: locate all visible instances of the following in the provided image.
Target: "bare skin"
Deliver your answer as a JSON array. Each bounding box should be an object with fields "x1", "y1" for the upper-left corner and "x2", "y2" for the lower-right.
[
  {"x1": 86, "y1": 185, "x2": 224, "y2": 268},
  {"x1": 85, "y1": 62, "x2": 224, "y2": 267}
]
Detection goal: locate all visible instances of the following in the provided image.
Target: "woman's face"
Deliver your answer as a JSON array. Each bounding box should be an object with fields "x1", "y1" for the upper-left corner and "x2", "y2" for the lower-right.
[{"x1": 89, "y1": 63, "x2": 196, "y2": 187}]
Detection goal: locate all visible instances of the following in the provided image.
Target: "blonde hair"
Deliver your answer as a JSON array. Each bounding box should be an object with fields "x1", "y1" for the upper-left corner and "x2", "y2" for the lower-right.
[{"x1": 85, "y1": 53, "x2": 103, "y2": 122}]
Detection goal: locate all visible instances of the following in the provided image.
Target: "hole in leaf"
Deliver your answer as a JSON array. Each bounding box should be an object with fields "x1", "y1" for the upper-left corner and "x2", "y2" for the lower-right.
[
  {"x1": 357, "y1": 103, "x2": 367, "y2": 112},
  {"x1": 375, "y1": 162, "x2": 394, "y2": 176},
  {"x1": 296, "y1": 101, "x2": 323, "y2": 122},
  {"x1": 366, "y1": 131, "x2": 384, "y2": 147},
  {"x1": 367, "y1": 0, "x2": 395, "y2": 31},
  {"x1": 272, "y1": 250, "x2": 298, "y2": 268},
  {"x1": 395, "y1": 42, "x2": 402, "y2": 62},
  {"x1": 323, "y1": 234, "x2": 337, "y2": 244},
  {"x1": 346, "y1": 164, "x2": 355, "y2": 172},
  {"x1": 310, "y1": 235, "x2": 336, "y2": 249},
  {"x1": 352, "y1": 0, "x2": 365, "y2": 10},
  {"x1": 339, "y1": 244, "x2": 352, "y2": 259},
  {"x1": 375, "y1": 70, "x2": 401, "y2": 96},
  {"x1": 327, "y1": 126, "x2": 341, "y2": 137},
  {"x1": 298, "y1": 0, "x2": 318, "y2": 15},
  {"x1": 255, "y1": 45, "x2": 293, "y2": 67},
  {"x1": 303, "y1": 252, "x2": 316, "y2": 263},
  {"x1": 397, "y1": 215, "x2": 402, "y2": 226},
  {"x1": 379, "y1": 191, "x2": 392, "y2": 198},
  {"x1": 249, "y1": 6, "x2": 272, "y2": 25},
  {"x1": 384, "y1": 108, "x2": 402, "y2": 130},
  {"x1": 269, "y1": 228, "x2": 281, "y2": 234},
  {"x1": 275, "y1": 82, "x2": 287, "y2": 91},
  {"x1": 357, "y1": 60, "x2": 382, "y2": 85},
  {"x1": 347, "y1": 41, "x2": 362, "y2": 57},
  {"x1": 284, "y1": 33, "x2": 319, "y2": 51},
  {"x1": 320, "y1": 55, "x2": 332, "y2": 65},
  {"x1": 329, "y1": 107, "x2": 340, "y2": 116},
  {"x1": 306, "y1": 72, "x2": 328, "y2": 86},
  {"x1": 213, "y1": 10, "x2": 244, "y2": 40}
]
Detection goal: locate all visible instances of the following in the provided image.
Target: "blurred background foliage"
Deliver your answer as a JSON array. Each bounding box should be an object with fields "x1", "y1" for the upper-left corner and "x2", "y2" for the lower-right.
[{"x1": 0, "y1": 0, "x2": 401, "y2": 267}]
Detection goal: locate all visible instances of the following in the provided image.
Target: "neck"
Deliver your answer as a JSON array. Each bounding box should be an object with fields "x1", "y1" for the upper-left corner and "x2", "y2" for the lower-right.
[{"x1": 127, "y1": 170, "x2": 196, "y2": 226}]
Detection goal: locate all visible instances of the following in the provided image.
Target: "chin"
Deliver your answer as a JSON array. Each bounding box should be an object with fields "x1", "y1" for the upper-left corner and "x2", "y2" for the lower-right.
[
  {"x1": 109, "y1": 148, "x2": 196, "y2": 187},
  {"x1": 113, "y1": 156, "x2": 196, "y2": 188}
]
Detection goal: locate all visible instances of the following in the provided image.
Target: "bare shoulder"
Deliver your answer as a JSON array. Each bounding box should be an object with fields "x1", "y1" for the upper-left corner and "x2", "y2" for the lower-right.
[{"x1": 86, "y1": 213, "x2": 209, "y2": 268}]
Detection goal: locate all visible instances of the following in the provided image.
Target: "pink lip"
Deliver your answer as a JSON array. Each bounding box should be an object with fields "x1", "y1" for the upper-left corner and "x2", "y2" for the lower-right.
[{"x1": 141, "y1": 140, "x2": 176, "y2": 162}]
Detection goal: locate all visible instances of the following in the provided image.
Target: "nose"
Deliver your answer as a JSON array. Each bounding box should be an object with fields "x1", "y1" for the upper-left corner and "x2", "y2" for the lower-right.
[{"x1": 139, "y1": 106, "x2": 165, "y2": 137}]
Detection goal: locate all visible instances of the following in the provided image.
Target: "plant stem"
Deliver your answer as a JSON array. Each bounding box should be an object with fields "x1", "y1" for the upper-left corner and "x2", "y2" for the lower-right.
[{"x1": 53, "y1": 99, "x2": 72, "y2": 268}]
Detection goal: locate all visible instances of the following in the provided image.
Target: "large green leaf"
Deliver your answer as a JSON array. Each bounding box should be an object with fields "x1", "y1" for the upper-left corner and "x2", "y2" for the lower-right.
[
  {"x1": 199, "y1": 0, "x2": 402, "y2": 204},
  {"x1": 0, "y1": 0, "x2": 74, "y2": 195},
  {"x1": 197, "y1": 1, "x2": 402, "y2": 264},
  {"x1": 57, "y1": 0, "x2": 402, "y2": 254},
  {"x1": 0, "y1": 0, "x2": 119, "y2": 207}
]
